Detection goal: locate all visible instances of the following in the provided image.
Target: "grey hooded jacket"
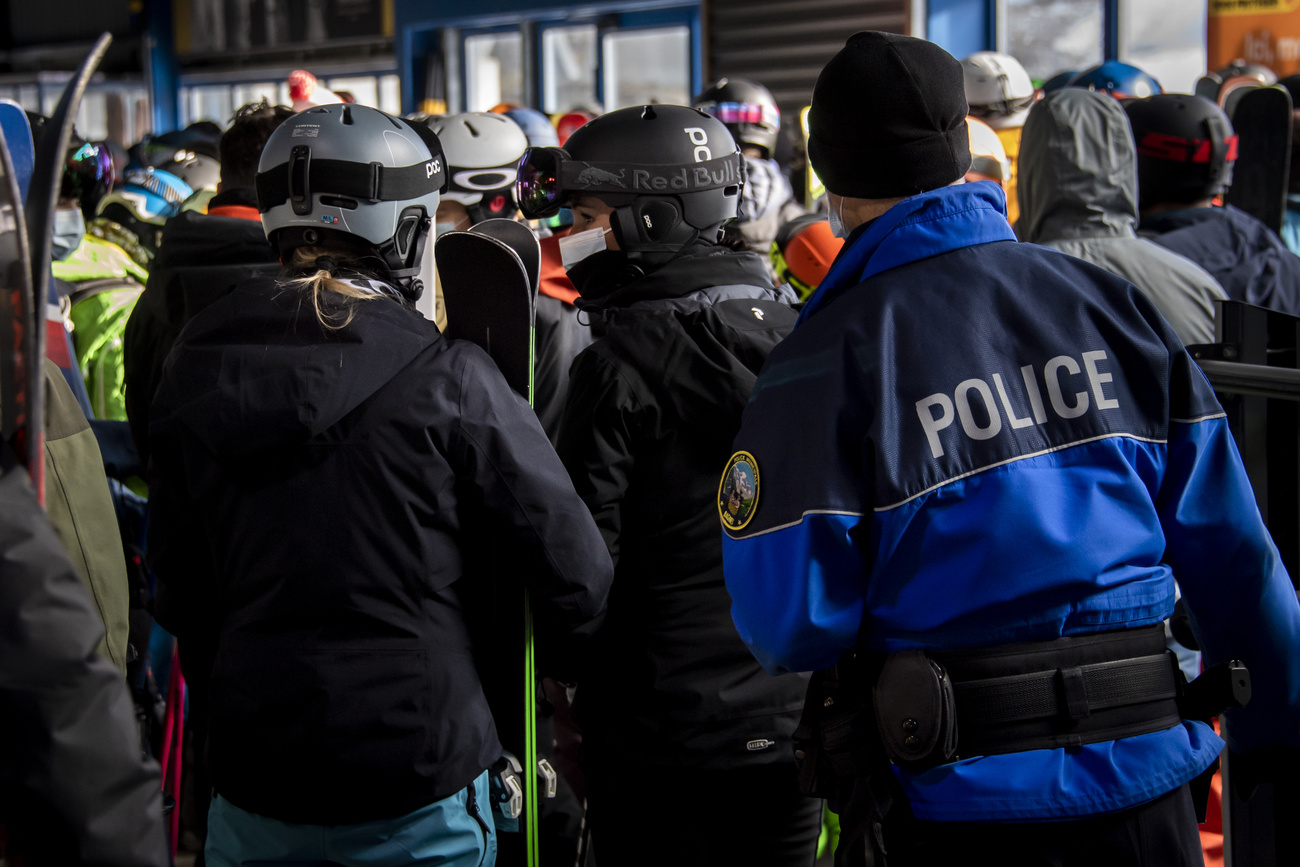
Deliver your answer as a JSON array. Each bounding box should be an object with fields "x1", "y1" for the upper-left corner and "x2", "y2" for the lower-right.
[{"x1": 1018, "y1": 88, "x2": 1225, "y2": 346}]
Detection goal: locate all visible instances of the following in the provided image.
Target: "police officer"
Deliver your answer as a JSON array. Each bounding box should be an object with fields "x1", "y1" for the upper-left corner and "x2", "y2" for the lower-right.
[
  {"x1": 517, "y1": 104, "x2": 818, "y2": 866},
  {"x1": 148, "y1": 104, "x2": 613, "y2": 866},
  {"x1": 720, "y1": 31, "x2": 1300, "y2": 866}
]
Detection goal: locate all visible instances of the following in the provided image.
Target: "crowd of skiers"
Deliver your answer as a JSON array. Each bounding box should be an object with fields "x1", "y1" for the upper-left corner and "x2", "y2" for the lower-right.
[{"x1": 6, "y1": 29, "x2": 1300, "y2": 867}]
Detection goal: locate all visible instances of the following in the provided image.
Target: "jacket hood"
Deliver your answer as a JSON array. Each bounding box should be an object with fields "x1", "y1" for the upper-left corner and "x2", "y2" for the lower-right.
[
  {"x1": 152, "y1": 277, "x2": 439, "y2": 458},
  {"x1": 579, "y1": 243, "x2": 785, "y2": 308},
  {"x1": 1017, "y1": 89, "x2": 1139, "y2": 245},
  {"x1": 739, "y1": 156, "x2": 795, "y2": 225},
  {"x1": 574, "y1": 244, "x2": 794, "y2": 333},
  {"x1": 801, "y1": 182, "x2": 1016, "y2": 325},
  {"x1": 153, "y1": 209, "x2": 277, "y2": 270}
]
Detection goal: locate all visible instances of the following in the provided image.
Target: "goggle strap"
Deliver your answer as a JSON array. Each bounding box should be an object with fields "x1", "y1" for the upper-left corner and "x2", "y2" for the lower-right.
[
  {"x1": 256, "y1": 156, "x2": 444, "y2": 213},
  {"x1": 558, "y1": 155, "x2": 744, "y2": 196}
]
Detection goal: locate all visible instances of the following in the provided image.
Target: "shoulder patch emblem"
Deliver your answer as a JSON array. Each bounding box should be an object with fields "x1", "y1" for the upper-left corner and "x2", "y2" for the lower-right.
[{"x1": 719, "y1": 451, "x2": 760, "y2": 532}]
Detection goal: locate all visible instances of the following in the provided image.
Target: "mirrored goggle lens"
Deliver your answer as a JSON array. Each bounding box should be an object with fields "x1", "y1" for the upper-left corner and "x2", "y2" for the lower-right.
[
  {"x1": 62, "y1": 142, "x2": 114, "y2": 202},
  {"x1": 516, "y1": 148, "x2": 564, "y2": 219},
  {"x1": 705, "y1": 101, "x2": 779, "y2": 128}
]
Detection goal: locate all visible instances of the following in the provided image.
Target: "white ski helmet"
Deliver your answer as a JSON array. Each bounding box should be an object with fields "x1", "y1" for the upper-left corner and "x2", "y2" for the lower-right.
[
  {"x1": 429, "y1": 112, "x2": 528, "y2": 222},
  {"x1": 256, "y1": 103, "x2": 447, "y2": 298},
  {"x1": 965, "y1": 116, "x2": 1010, "y2": 184},
  {"x1": 962, "y1": 51, "x2": 1036, "y2": 130}
]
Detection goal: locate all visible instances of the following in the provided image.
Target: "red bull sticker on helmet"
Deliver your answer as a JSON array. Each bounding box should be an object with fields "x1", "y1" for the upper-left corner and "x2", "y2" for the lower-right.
[{"x1": 719, "y1": 451, "x2": 760, "y2": 532}]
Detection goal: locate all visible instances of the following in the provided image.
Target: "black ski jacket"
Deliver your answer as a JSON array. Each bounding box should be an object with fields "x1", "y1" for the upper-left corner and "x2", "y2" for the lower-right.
[
  {"x1": 534, "y1": 293, "x2": 593, "y2": 443},
  {"x1": 1139, "y1": 204, "x2": 1300, "y2": 317},
  {"x1": 556, "y1": 245, "x2": 808, "y2": 769},
  {"x1": 124, "y1": 194, "x2": 280, "y2": 467},
  {"x1": 0, "y1": 458, "x2": 168, "y2": 866},
  {"x1": 148, "y1": 276, "x2": 612, "y2": 825}
]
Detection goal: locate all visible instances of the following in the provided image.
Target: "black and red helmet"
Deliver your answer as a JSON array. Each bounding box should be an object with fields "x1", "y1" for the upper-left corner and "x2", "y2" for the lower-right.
[
  {"x1": 1124, "y1": 94, "x2": 1238, "y2": 207},
  {"x1": 693, "y1": 78, "x2": 781, "y2": 158}
]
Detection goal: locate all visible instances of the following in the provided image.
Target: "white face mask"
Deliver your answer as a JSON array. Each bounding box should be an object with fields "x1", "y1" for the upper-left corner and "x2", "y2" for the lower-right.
[
  {"x1": 434, "y1": 221, "x2": 460, "y2": 239},
  {"x1": 52, "y1": 207, "x2": 86, "y2": 261},
  {"x1": 827, "y1": 194, "x2": 849, "y2": 240},
  {"x1": 559, "y1": 226, "x2": 611, "y2": 271}
]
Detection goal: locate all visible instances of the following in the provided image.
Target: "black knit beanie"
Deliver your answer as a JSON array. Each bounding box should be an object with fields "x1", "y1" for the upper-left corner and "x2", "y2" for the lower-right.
[{"x1": 809, "y1": 31, "x2": 971, "y2": 199}]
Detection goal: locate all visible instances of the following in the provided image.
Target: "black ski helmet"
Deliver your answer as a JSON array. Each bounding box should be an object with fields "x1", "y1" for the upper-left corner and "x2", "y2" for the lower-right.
[
  {"x1": 1124, "y1": 94, "x2": 1238, "y2": 208},
  {"x1": 693, "y1": 77, "x2": 781, "y2": 158},
  {"x1": 256, "y1": 103, "x2": 447, "y2": 299},
  {"x1": 516, "y1": 104, "x2": 744, "y2": 264}
]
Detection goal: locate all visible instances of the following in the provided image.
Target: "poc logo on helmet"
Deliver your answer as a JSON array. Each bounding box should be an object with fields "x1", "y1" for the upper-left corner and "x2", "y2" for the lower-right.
[
  {"x1": 426, "y1": 158, "x2": 442, "y2": 178},
  {"x1": 684, "y1": 127, "x2": 712, "y2": 162}
]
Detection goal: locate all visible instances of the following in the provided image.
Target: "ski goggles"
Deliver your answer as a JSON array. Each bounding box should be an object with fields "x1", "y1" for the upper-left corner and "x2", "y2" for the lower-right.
[
  {"x1": 695, "y1": 100, "x2": 779, "y2": 130},
  {"x1": 61, "y1": 141, "x2": 114, "y2": 211},
  {"x1": 516, "y1": 146, "x2": 746, "y2": 220}
]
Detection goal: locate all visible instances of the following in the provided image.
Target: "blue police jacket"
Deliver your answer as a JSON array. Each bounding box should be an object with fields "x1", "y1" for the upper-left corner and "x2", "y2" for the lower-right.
[{"x1": 721, "y1": 181, "x2": 1300, "y2": 821}]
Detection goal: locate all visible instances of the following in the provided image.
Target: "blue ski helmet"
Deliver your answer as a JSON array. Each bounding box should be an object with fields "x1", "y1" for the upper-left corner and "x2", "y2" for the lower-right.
[
  {"x1": 503, "y1": 107, "x2": 560, "y2": 149},
  {"x1": 99, "y1": 165, "x2": 194, "y2": 224},
  {"x1": 1070, "y1": 61, "x2": 1162, "y2": 99},
  {"x1": 1041, "y1": 70, "x2": 1080, "y2": 95}
]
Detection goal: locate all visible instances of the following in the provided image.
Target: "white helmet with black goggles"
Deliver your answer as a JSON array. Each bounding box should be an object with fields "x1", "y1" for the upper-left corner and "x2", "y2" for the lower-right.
[{"x1": 257, "y1": 103, "x2": 447, "y2": 298}]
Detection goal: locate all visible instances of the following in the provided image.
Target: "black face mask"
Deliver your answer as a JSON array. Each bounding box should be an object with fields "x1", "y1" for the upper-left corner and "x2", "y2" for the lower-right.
[{"x1": 565, "y1": 248, "x2": 644, "y2": 301}]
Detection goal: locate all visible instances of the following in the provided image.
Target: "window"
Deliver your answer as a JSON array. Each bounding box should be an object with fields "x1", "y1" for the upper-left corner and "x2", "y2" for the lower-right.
[
  {"x1": 1121, "y1": 0, "x2": 1207, "y2": 94},
  {"x1": 232, "y1": 82, "x2": 279, "y2": 114},
  {"x1": 543, "y1": 25, "x2": 598, "y2": 114},
  {"x1": 185, "y1": 86, "x2": 235, "y2": 129},
  {"x1": 465, "y1": 31, "x2": 524, "y2": 111},
  {"x1": 602, "y1": 26, "x2": 690, "y2": 110},
  {"x1": 1005, "y1": 0, "x2": 1104, "y2": 82},
  {"x1": 326, "y1": 76, "x2": 380, "y2": 110},
  {"x1": 379, "y1": 74, "x2": 401, "y2": 115}
]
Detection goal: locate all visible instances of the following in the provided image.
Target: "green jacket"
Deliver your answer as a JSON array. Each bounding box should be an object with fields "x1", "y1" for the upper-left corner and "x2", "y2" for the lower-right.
[
  {"x1": 53, "y1": 232, "x2": 147, "y2": 422},
  {"x1": 42, "y1": 359, "x2": 130, "y2": 671}
]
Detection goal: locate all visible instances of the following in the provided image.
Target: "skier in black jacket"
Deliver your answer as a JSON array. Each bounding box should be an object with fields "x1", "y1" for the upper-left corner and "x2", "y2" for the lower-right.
[
  {"x1": 517, "y1": 104, "x2": 818, "y2": 867},
  {"x1": 0, "y1": 456, "x2": 168, "y2": 866},
  {"x1": 148, "y1": 103, "x2": 613, "y2": 867},
  {"x1": 124, "y1": 99, "x2": 290, "y2": 469},
  {"x1": 1127, "y1": 93, "x2": 1300, "y2": 316}
]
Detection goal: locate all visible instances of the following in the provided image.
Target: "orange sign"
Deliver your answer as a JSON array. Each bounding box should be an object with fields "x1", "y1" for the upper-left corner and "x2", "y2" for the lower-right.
[{"x1": 1209, "y1": 0, "x2": 1300, "y2": 77}]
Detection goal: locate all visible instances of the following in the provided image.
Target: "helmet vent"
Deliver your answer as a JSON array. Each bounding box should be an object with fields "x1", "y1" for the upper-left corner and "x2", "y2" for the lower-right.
[
  {"x1": 320, "y1": 195, "x2": 358, "y2": 210},
  {"x1": 465, "y1": 120, "x2": 480, "y2": 137},
  {"x1": 341, "y1": 105, "x2": 354, "y2": 125},
  {"x1": 642, "y1": 105, "x2": 657, "y2": 120}
]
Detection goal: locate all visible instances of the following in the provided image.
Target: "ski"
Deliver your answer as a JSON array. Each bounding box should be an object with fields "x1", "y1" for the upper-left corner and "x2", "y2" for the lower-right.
[
  {"x1": 437, "y1": 219, "x2": 539, "y2": 399},
  {"x1": 435, "y1": 218, "x2": 542, "y2": 866},
  {"x1": 23, "y1": 31, "x2": 112, "y2": 503},
  {"x1": 0, "y1": 114, "x2": 35, "y2": 482},
  {"x1": 0, "y1": 100, "x2": 35, "y2": 202},
  {"x1": 1224, "y1": 84, "x2": 1293, "y2": 236}
]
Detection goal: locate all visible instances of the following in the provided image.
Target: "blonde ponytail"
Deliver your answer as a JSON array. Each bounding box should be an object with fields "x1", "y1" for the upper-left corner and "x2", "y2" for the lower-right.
[{"x1": 282, "y1": 246, "x2": 383, "y2": 330}]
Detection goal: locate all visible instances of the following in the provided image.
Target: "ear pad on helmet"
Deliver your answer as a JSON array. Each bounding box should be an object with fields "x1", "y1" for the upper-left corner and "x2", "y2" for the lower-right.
[{"x1": 636, "y1": 200, "x2": 681, "y2": 242}]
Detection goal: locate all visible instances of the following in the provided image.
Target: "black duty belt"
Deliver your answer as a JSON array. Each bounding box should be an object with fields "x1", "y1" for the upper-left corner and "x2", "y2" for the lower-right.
[{"x1": 930, "y1": 624, "x2": 1182, "y2": 757}]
